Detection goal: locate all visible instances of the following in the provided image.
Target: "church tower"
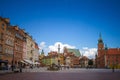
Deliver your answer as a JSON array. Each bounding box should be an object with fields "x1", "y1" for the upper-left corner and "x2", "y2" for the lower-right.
[
  {"x1": 41, "y1": 50, "x2": 44, "y2": 56},
  {"x1": 98, "y1": 33, "x2": 104, "y2": 56}
]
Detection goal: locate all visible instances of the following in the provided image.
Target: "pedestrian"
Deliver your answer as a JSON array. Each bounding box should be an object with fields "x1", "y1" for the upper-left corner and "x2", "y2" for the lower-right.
[
  {"x1": 112, "y1": 66, "x2": 114, "y2": 72},
  {"x1": 19, "y1": 62, "x2": 22, "y2": 72},
  {"x1": 8, "y1": 64, "x2": 11, "y2": 70}
]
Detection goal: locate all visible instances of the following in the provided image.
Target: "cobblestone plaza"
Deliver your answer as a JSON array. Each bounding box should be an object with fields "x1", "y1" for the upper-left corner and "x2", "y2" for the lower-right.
[{"x1": 0, "y1": 68, "x2": 120, "y2": 80}]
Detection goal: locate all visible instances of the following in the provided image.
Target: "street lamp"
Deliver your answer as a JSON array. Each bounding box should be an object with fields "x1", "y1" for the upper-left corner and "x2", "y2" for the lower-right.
[
  {"x1": 112, "y1": 60, "x2": 115, "y2": 72},
  {"x1": 12, "y1": 52, "x2": 14, "y2": 71},
  {"x1": 105, "y1": 44, "x2": 108, "y2": 68}
]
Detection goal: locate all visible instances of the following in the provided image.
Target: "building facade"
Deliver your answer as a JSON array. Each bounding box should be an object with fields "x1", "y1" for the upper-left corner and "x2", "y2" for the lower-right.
[
  {"x1": 96, "y1": 34, "x2": 120, "y2": 68},
  {"x1": 0, "y1": 17, "x2": 10, "y2": 62},
  {"x1": 34, "y1": 43, "x2": 39, "y2": 64},
  {"x1": 0, "y1": 16, "x2": 40, "y2": 69},
  {"x1": 80, "y1": 56, "x2": 89, "y2": 68},
  {"x1": 4, "y1": 26, "x2": 15, "y2": 64},
  {"x1": 63, "y1": 47, "x2": 81, "y2": 67},
  {"x1": 25, "y1": 33, "x2": 35, "y2": 64},
  {"x1": 12, "y1": 26, "x2": 25, "y2": 66}
]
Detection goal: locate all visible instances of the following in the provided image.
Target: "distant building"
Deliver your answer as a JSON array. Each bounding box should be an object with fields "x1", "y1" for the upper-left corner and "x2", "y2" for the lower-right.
[
  {"x1": 48, "y1": 51, "x2": 58, "y2": 65},
  {"x1": 39, "y1": 50, "x2": 45, "y2": 66},
  {"x1": 63, "y1": 47, "x2": 81, "y2": 67},
  {"x1": 80, "y1": 56, "x2": 89, "y2": 68},
  {"x1": 34, "y1": 43, "x2": 39, "y2": 64},
  {"x1": 67, "y1": 49, "x2": 81, "y2": 57},
  {"x1": 96, "y1": 34, "x2": 120, "y2": 68}
]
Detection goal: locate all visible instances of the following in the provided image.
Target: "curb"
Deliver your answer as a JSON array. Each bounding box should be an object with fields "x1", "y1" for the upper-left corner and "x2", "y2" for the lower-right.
[{"x1": 0, "y1": 71, "x2": 14, "y2": 75}]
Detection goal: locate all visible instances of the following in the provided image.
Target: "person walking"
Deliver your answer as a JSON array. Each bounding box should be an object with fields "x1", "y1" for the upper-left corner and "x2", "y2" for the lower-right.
[
  {"x1": 8, "y1": 64, "x2": 11, "y2": 70},
  {"x1": 112, "y1": 66, "x2": 115, "y2": 72}
]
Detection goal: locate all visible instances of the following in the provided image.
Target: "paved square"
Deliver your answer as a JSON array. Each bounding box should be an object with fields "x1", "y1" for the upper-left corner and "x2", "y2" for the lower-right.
[{"x1": 0, "y1": 68, "x2": 120, "y2": 80}]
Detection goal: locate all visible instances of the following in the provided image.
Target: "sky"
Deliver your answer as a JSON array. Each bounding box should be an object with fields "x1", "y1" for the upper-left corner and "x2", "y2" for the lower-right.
[{"x1": 0, "y1": 0, "x2": 120, "y2": 58}]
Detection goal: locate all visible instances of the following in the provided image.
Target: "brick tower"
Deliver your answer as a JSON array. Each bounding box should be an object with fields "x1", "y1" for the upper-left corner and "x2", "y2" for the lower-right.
[{"x1": 98, "y1": 33, "x2": 104, "y2": 57}]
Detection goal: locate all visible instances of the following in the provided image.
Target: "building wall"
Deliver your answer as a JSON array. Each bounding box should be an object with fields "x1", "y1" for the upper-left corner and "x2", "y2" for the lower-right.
[
  {"x1": 20, "y1": 30, "x2": 27, "y2": 60},
  {"x1": 96, "y1": 35, "x2": 120, "y2": 69},
  {"x1": 26, "y1": 34, "x2": 31, "y2": 60},
  {"x1": 34, "y1": 43, "x2": 39, "y2": 62},
  {"x1": 4, "y1": 26, "x2": 14, "y2": 64},
  {"x1": 80, "y1": 56, "x2": 89, "y2": 68},
  {"x1": 23, "y1": 41, "x2": 27, "y2": 59},
  {"x1": 0, "y1": 17, "x2": 9, "y2": 61},
  {"x1": 66, "y1": 56, "x2": 71, "y2": 66},
  {"x1": 13, "y1": 26, "x2": 24, "y2": 65},
  {"x1": 26, "y1": 34, "x2": 36, "y2": 64},
  {"x1": 0, "y1": 17, "x2": 39, "y2": 67},
  {"x1": 63, "y1": 48, "x2": 81, "y2": 67},
  {"x1": 59, "y1": 54, "x2": 64, "y2": 65}
]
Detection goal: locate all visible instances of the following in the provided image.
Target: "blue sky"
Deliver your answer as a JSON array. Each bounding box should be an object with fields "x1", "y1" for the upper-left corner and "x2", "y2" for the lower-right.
[{"x1": 0, "y1": 0, "x2": 120, "y2": 57}]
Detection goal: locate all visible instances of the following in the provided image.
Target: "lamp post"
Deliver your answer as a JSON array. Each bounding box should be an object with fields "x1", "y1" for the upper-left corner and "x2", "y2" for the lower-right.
[
  {"x1": 12, "y1": 52, "x2": 14, "y2": 71},
  {"x1": 112, "y1": 61, "x2": 115, "y2": 72},
  {"x1": 105, "y1": 44, "x2": 108, "y2": 68}
]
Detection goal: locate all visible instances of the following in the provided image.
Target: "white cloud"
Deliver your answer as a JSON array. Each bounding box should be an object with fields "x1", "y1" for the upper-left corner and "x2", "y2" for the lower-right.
[
  {"x1": 39, "y1": 42, "x2": 49, "y2": 55},
  {"x1": 80, "y1": 47, "x2": 97, "y2": 59},
  {"x1": 39, "y1": 42, "x2": 97, "y2": 59},
  {"x1": 39, "y1": 42, "x2": 76, "y2": 55},
  {"x1": 39, "y1": 42, "x2": 46, "y2": 49},
  {"x1": 48, "y1": 42, "x2": 76, "y2": 53},
  {"x1": 82, "y1": 47, "x2": 88, "y2": 50}
]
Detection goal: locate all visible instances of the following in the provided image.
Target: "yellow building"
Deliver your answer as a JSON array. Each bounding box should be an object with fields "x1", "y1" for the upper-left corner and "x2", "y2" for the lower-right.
[{"x1": 25, "y1": 33, "x2": 35, "y2": 64}]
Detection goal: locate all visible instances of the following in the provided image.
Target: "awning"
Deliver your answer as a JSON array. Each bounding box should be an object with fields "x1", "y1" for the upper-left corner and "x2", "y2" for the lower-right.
[
  {"x1": 0, "y1": 60, "x2": 8, "y2": 63},
  {"x1": 23, "y1": 59, "x2": 33, "y2": 64},
  {"x1": 21, "y1": 60, "x2": 27, "y2": 64},
  {"x1": 34, "y1": 62, "x2": 40, "y2": 64}
]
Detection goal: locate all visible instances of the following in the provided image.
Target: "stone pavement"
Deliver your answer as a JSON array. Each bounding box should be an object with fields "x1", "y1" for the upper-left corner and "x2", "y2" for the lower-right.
[
  {"x1": 0, "y1": 68, "x2": 120, "y2": 80},
  {"x1": 0, "y1": 70, "x2": 13, "y2": 75},
  {"x1": 22, "y1": 67, "x2": 120, "y2": 73},
  {"x1": 1, "y1": 67, "x2": 120, "y2": 75}
]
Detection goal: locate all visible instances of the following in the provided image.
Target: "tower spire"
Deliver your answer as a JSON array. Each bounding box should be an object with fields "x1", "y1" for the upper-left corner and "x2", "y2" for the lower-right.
[
  {"x1": 98, "y1": 33, "x2": 103, "y2": 44},
  {"x1": 41, "y1": 49, "x2": 44, "y2": 55}
]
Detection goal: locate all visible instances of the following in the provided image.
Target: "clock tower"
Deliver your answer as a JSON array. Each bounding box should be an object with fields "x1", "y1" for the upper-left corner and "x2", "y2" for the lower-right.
[{"x1": 98, "y1": 33, "x2": 104, "y2": 56}]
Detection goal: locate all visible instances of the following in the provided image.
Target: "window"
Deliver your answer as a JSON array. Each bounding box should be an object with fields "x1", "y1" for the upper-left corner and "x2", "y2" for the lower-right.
[
  {"x1": 0, "y1": 33, "x2": 1, "y2": 39},
  {"x1": 15, "y1": 33, "x2": 23, "y2": 39},
  {"x1": 31, "y1": 44, "x2": 33, "y2": 47},
  {"x1": 11, "y1": 49, "x2": 13, "y2": 54},
  {"x1": 0, "y1": 33, "x2": 3, "y2": 40},
  {"x1": 0, "y1": 45, "x2": 2, "y2": 52},
  {"x1": 5, "y1": 39, "x2": 8, "y2": 44},
  {"x1": 5, "y1": 48, "x2": 6, "y2": 53},
  {"x1": 31, "y1": 50, "x2": 33, "y2": 53},
  {"x1": 2, "y1": 23, "x2": 5, "y2": 30}
]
